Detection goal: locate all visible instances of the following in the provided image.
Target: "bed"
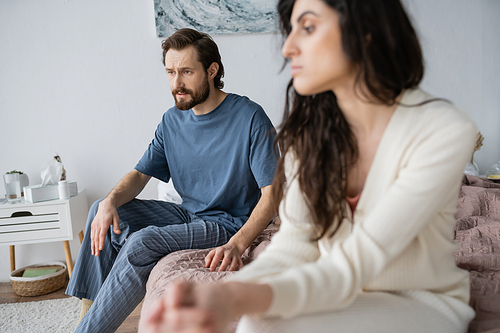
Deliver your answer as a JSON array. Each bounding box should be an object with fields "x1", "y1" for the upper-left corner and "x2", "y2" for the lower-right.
[
  {"x1": 455, "y1": 175, "x2": 500, "y2": 332},
  {"x1": 142, "y1": 175, "x2": 500, "y2": 332}
]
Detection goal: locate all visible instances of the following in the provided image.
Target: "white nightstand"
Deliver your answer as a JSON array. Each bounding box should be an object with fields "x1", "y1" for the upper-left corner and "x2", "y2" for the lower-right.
[{"x1": 0, "y1": 190, "x2": 88, "y2": 277}]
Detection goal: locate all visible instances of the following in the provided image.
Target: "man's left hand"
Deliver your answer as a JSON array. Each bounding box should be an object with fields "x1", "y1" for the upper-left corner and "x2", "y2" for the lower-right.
[{"x1": 204, "y1": 243, "x2": 244, "y2": 272}]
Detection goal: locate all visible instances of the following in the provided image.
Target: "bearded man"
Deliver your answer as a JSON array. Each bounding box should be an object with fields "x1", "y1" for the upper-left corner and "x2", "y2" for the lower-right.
[{"x1": 66, "y1": 28, "x2": 277, "y2": 333}]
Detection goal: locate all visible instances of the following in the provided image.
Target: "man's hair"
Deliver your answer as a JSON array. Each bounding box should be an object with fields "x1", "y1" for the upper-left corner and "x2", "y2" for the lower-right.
[{"x1": 162, "y1": 28, "x2": 225, "y2": 89}]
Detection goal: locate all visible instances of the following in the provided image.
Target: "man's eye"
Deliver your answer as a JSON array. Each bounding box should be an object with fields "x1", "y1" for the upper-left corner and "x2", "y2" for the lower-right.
[{"x1": 184, "y1": 70, "x2": 192, "y2": 74}]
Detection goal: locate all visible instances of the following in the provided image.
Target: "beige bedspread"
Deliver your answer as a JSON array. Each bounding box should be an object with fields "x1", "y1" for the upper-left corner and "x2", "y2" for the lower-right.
[
  {"x1": 142, "y1": 224, "x2": 278, "y2": 323},
  {"x1": 455, "y1": 175, "x2": 500, "y2": 333}
]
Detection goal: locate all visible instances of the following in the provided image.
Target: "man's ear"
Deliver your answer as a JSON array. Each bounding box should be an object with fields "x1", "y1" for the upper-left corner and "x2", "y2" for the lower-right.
[{"x1": 207, "y1": 62, "x2": 219, "y2": 80}]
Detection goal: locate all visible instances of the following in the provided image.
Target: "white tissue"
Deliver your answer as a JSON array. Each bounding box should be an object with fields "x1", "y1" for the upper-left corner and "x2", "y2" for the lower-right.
[
  {"x1": 40, "y1": 158, "x2": 64, "y2": 186},
  {"x1": 157, "y1": 180, "x2": 182, "y2": 204}
]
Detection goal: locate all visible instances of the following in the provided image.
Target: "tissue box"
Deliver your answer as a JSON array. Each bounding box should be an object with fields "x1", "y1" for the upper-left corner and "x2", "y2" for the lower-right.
[{"x1": 24, "y1": 182, "x2": 78, "y2": 203}]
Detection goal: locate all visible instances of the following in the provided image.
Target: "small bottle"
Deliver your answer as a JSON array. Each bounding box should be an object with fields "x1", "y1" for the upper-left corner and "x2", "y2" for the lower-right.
[
  {"x1": 486, "y1": 161, "x2": 500, "y2": 179},
  {"x1": 58, "y1": 180, "x2": 70, "y2": 200}
]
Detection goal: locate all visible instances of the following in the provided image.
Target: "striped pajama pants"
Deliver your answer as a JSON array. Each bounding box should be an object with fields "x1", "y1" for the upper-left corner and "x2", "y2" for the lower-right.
[{"x1": 66, "y1": 198, "x2": 233, "y2": 333}]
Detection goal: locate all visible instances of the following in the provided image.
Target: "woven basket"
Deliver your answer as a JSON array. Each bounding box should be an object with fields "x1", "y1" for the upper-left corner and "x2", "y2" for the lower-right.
[{"x1": 10, "y1": 261, "x2": 67, "y2": 297}]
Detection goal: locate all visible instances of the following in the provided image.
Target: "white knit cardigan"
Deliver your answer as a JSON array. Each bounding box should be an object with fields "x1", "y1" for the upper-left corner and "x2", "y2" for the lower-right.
[{"x1": 231, "y1": 88, "x2": 477, "y2": 322}]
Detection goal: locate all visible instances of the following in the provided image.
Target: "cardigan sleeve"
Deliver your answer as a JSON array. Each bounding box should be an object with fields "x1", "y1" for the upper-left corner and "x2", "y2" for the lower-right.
[
  {"x1": 229, "y1": 152, "x2": 321, "y2": 282},
  {"x1": 234, "y1": 113, "x2": 477, "y2": 317}
]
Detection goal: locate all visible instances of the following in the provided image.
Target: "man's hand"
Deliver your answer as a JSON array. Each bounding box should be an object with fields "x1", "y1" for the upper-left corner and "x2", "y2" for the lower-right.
[
  {"x1": 88, "y1": 169, "x2": 151, "y2": 257},
  {"x1": 204, "y1": 243, "x2": 244, "y2": 272},
  {"x1": 203, "y1": 185, "x2": 276, "y2": 272},
  {"x1": 91, "y1": 199, "x2": 121, "y2": 257}
]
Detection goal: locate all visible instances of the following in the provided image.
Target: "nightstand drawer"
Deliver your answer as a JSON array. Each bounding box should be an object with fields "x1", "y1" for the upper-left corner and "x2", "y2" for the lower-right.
[
  {"x1": 2, "y1": 190, "x2": 88, "y2": 278},
  {"x1": 0, "y1": 203, "x2": 71, "y2": 244}
]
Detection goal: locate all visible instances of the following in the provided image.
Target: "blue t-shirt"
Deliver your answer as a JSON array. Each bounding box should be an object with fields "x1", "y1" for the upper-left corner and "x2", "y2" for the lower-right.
[{"x1": 135, "y1": 93, "x2": 277, "y2": 234}]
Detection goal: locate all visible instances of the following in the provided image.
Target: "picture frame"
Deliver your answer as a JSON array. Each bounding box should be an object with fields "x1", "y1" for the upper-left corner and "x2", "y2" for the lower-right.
[{"x1": 154, "y1": 0, "x2": 279, "y2": 37}]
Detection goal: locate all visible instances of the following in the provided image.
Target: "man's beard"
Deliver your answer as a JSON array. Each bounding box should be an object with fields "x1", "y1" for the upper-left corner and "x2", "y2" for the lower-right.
[{"x1": 172, "y1": 75, "x2": 210, "y2": 110}]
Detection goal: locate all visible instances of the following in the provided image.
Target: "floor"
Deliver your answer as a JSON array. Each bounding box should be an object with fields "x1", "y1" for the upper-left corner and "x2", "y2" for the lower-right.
[{"x1": 0, "y1": 281, "x2": 142, "y2": 333}]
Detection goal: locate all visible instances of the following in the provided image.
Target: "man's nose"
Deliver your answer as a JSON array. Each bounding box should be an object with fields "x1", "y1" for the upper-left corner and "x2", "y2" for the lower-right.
[{"x1": 173, "y1": 74, "x2": 184, "y2": 90}]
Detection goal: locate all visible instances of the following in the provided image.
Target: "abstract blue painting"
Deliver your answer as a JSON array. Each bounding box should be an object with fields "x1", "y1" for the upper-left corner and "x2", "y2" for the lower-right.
[{"x1": 154, "y1": 0, "x2": 279, "y2": 37}]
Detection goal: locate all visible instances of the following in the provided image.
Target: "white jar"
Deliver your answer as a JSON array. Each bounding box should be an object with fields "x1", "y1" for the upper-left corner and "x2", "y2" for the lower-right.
[{"x1": 58, "y1": 180, "x2": 70, "y2": 200}]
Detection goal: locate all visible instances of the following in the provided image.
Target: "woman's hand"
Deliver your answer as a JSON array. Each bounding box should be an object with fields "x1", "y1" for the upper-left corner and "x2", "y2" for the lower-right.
[
  {"x1": 141, "y1": 281, "x2": 236, "y2": 333},
  {"x1": 140, "y1": 281, "x2": 273, "y2": 333}
]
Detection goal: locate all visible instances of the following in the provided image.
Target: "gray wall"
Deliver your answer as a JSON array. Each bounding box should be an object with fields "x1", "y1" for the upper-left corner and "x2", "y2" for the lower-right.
[{"x1": 405, "y1": 0, "x2": 500, "y2": 173}]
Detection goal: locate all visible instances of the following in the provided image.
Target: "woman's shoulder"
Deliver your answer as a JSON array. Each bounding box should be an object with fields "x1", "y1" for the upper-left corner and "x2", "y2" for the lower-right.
[{"x1": 399, "y1": 88, "x2": 476, "y2": 131}]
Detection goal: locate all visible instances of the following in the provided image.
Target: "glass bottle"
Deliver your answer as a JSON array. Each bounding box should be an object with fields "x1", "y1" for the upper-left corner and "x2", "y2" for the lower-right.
[{"x1": 486, "y1": 161, "x2": 500, "y2": 179}]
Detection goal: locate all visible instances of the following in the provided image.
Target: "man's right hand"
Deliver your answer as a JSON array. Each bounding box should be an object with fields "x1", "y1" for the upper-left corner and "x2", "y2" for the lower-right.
[{"x1": 91, "y1": 199, "x2": 121, "y2": 257}]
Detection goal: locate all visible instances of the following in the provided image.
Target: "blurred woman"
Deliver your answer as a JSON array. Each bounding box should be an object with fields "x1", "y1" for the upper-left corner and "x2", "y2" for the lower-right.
[{"x1": 141, "y1": 0, "x2": 477, "y2": 332}]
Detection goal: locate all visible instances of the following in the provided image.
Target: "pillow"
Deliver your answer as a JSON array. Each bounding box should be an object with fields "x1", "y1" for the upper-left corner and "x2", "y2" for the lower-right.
[{"x1": 157, "y1": 180, "x2": 182, "y2": 204}]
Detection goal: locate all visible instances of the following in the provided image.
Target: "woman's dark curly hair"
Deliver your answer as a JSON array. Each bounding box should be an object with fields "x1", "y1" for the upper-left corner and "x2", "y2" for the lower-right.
[{"x1": 273, "y1": 0, "x2": 424, "y2": 239}]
